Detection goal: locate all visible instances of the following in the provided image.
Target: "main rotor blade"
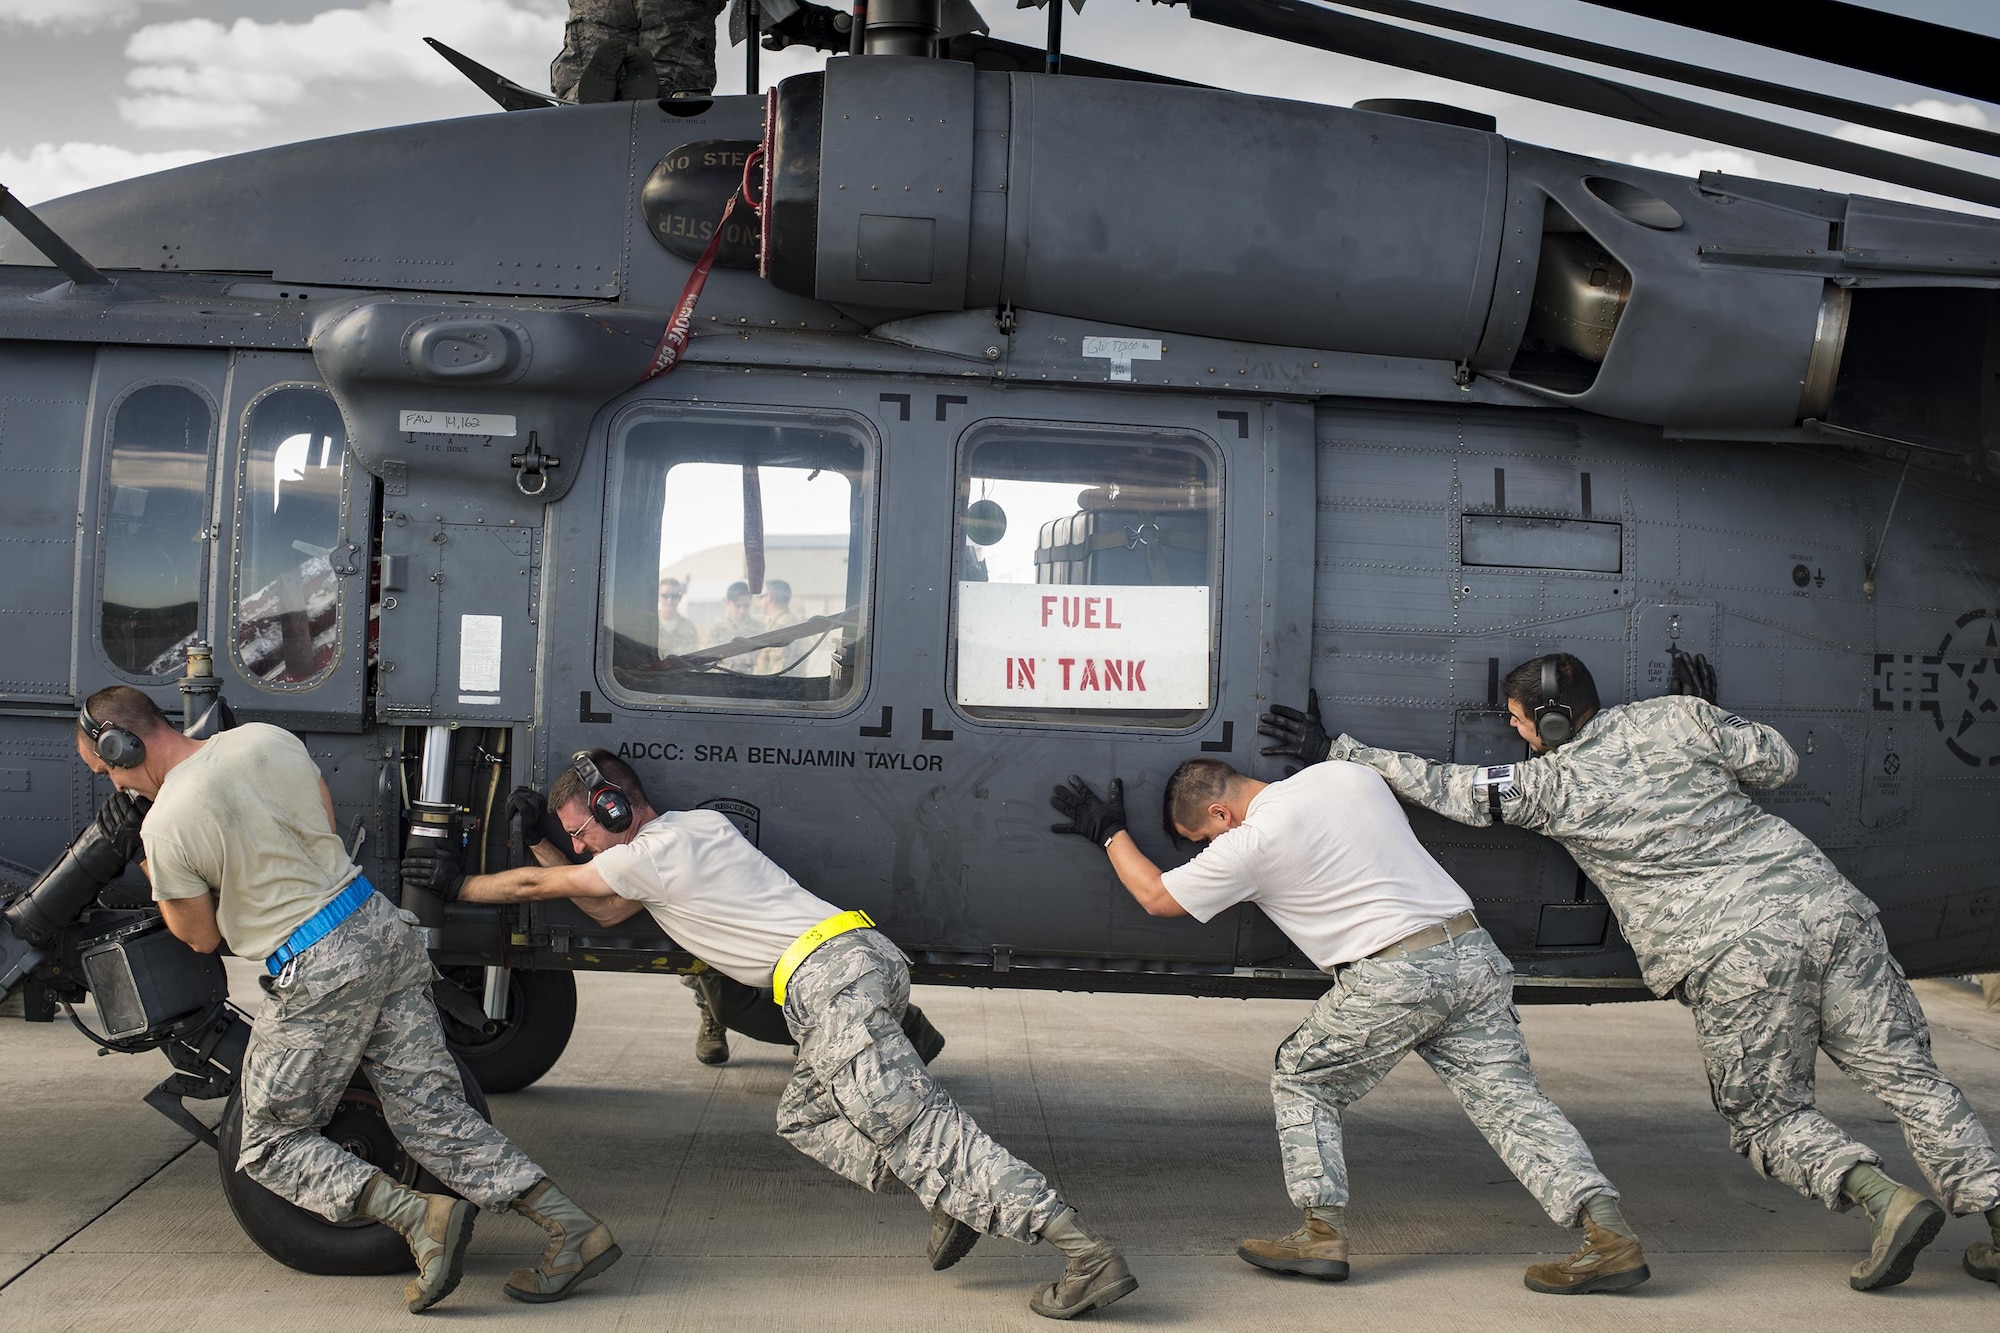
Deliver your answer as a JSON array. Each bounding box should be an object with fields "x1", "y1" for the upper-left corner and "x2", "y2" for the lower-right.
[
  {"x1": 1326, "y1": 0, "x2": 2000, "y2": 160},
  {"x1": 1579, "y1": 2, "x2": 2000, "y2": 107},
  {"x1": 1187, "y1": 0, "x2": 2000, "y2": 210}
]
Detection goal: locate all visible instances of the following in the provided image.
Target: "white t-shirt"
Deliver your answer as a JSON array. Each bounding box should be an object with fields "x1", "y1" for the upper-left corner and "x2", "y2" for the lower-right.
[
  {"x1": 1160, "y1": 761, "x2": 1475, "y2": 970},
  {"x1": 143, "y1": 723, "x2": 360, "y2": 961},
  {"x1": 589, "y1": 810, "x2": 844, "y2": 989}
]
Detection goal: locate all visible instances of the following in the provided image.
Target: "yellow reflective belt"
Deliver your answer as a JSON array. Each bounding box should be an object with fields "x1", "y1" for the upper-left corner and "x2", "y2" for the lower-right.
[{"x1": 771, "y1": 909, "x2": 875, "y2": 1005}]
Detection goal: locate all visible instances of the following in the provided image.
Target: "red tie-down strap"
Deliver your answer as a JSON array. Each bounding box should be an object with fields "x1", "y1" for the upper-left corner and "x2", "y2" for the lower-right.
[{"x1": 640, "y1": 145, "x2": 765, "y2": 383}]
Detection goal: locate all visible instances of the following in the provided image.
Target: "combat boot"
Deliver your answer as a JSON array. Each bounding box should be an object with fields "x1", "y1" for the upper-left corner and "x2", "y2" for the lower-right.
[
  {"x1": 1237, "y1": 1212, "x2": 1350, "y2": 1281},
  {"x1": 1963, "y1": 1207, "x2": 1999, "y2": 1283},
  {"x1": 504, "y1": 1177, "x2": 622, "y2": 1303},
  {"x1": 901, "y1": 1003, "x2": 947, "y2": 1065},
  {"x1": 354, "y1": 1173, "x2": 474, "y2": 1314},
  {"x1": 1030, "y1": 1208, "x2": 1138, "y2": 1319},
  {"x1": 1523, "y1": 1219, "x2": 1651, "y2": 1294},
  {"x1": 1967, "y1": 1239, "x2": 1999, "y2": 1284},
  {"x1": 1842, "y1": 1164, "x2": 1944, "y2": 1291},
  {"x1": 927, "y1": 1203, "x2": 980, "y2": 1270},
  {"x1": 684, "y1": 975, "x2": 728, "y2": 1065}
]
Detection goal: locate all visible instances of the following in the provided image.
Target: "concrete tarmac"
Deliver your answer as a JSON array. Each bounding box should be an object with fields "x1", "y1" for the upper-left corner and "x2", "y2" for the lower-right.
[{"x1": 2, "y1": 966, "x2": 1997, "y2": 1332}]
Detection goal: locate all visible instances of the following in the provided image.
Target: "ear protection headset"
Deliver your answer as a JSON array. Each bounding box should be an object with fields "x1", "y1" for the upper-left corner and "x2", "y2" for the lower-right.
[
  {"x1": 79, "y1": 700, "x2": 147, "y2": 770},
  {"x1": 1533, "y1": 657, "x2": 1576, "y2": 747},
  {"x1": 569, "y1": 751, "x2": 632, "y2": 833}
]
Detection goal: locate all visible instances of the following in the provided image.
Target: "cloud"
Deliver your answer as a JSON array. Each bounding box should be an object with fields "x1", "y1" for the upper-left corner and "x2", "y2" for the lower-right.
[
  {"x1": 0, "y1": 0, "x2": 181, "y2": 28},
  {"x1": 0, "y1": 141, "x2": 216, "y2": 204},
  {"x1": 120, "y1": 0, "x2": 564, "y2": 131},
  {"x1": 1835, "y1": 99, "x2": 1991, "y2": 157},
  {"x1": 1628, "y1": 148, "x2": 1760, "y2": 179},
  {"x1": 117, "y1": 93, "x2": 268, "y2": 132}
]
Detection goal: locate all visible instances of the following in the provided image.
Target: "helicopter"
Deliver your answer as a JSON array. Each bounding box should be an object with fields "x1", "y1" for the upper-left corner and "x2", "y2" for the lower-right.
[{"x1": 2, "y1": 0, "x2": 1998, "y2": 1277}]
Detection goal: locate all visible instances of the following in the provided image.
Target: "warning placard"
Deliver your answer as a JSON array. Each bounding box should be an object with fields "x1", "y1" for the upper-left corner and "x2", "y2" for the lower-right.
[{"x1": 956, "y1": 583, "x2": 1211, "y2": 709}]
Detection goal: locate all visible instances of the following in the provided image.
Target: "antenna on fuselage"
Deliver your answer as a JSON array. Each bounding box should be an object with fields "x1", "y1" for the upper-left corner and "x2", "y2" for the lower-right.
[
  {"x1": 0, "y1": 184, "x2": 112, "y2": 286},
  {"x1": 0, "y1": 183, "x2": 154, "y2": 303},
  {"x1": 424, "y1": 37, "x2": 567, "y2": 111},
  {"x1": 1016, "y1": 0, "x2": 1085, "y2": 74}
]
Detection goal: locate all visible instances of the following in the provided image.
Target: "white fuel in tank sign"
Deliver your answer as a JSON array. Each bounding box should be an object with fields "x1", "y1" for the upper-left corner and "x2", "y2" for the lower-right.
[{"x1": 956, "y1": 583, "x2": 1211, "y2": 709}]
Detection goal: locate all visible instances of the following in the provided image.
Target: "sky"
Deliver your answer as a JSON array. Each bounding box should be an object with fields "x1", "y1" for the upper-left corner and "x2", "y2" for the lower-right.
[{"x1": 1, "y1": 1, "x2": 1998, "y2": 210}]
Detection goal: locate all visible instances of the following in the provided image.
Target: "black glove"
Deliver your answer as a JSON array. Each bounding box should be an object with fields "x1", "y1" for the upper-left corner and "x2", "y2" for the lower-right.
[
  {"x1": 400, "y1": 838, "x2": 465, "y2": 903},
  {"x1": 1049, "y1": 775, "x2": 1128, "y2": 847},
  {"x1": 2, "y1": 793, "x2": 154, "y2": 946},
  {"x1": 92, "y1": 790, "x2": 150, "y2": 868},
  {"x1": 541, "y1": 808, "x2": 583, "y2": 860},
  {"x1": 763, "y1": 1, "x2": 851, "y2": 51},
  {"x1": 1667, "y1": 647, "x2": 1718, "y2": 704},
  {"x1": 505, "y1": 786, "x2": 548, "y2": 848},
  {"x1": 1258, "y1": 689, "x2": 1332, "y2": 767}
]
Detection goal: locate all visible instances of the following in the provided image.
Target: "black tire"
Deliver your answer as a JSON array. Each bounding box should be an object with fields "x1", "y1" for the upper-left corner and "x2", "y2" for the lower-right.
[
  {"x1": 216, "y1": 1051, "x2": 491, "y2": 1276},
  {"x1": 436, "y1": 966, "x2": 576, "y2": 1094}
]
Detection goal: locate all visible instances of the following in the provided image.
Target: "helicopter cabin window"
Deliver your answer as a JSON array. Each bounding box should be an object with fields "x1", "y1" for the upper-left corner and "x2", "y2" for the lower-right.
[
  {"x1": 100, "y1": 385, "x2": 214, "y2": 677},
  {"x1": 953, "y1": 424, "x2": 1218, "y2": 728},
  {"x1": 602, "y1": 409, "x2": 873, "y2": 711},
  {"x1": 234, "y1": 387, "x2": 348, "y2": 687}
]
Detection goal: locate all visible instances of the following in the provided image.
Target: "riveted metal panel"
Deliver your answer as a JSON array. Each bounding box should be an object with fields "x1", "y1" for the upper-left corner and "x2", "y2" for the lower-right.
[
  {"x1": 376, "y1": 519, "x2": 540, "y2": 723},
  {"x1": 1859, "y1": 718, "x2": 1920, "y2": 830},
  {"x1": 813, "y1": 57, "x2": 976, "y2": 309},
  {"x1": 0, "y1": 343, "x2": 91, "y2": 699},
  {"x1": 0, "y1": 720, "x2": 95, "y2": 876},
  {"x1": 13, "y1": 104, "x2": 641, "y2": 298}
]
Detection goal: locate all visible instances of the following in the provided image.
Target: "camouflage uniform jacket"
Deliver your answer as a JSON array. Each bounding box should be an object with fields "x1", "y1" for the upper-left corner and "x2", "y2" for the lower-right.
[{"x1": 1329, "y1": 695, "x2": 1877, "y2": 995}]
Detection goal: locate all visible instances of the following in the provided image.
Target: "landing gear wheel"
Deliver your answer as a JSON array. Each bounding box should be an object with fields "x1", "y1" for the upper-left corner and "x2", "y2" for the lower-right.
[
  {"x1": 215, "y1": 1051, "x2": 490, "y2": 1275},
  {"x1": 437, "y1": 966, "x2": 576, "y2": 1093}
]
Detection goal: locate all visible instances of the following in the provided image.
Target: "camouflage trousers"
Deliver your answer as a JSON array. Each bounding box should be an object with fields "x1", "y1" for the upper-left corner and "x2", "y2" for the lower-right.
[
  {"x1": 1681, "y1": 899, "x2": 2000, "y2": 1214},
  {"x1": 1274, "y1": 928, "x2": 1617, "y2": 1226},
  {"x1": 688, "y1": 968, "x2": 795, "y2": 1047},
  {"x1": 777, "y1": 929, "x2": 1067, "y2": 1243},
  {"x1": 236, "y1": 891, "x2": 544, "y2": 1221},
  {"x1": 691, "y1": 966, "x2": 948, "y2": 1054},
  {"x1": 551, "y1": 0, "x2": 729, "y2": 101}
]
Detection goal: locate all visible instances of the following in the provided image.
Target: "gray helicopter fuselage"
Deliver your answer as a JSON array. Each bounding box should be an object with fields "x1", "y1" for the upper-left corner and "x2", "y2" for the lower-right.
[{"x1": 1, "y1": 66, "x2": 1996, "y2": 1002}]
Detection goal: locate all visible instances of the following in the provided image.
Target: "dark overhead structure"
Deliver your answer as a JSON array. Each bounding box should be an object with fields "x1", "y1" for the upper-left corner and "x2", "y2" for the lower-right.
[
  {"x1": 1321, "y1": 0, "x2": 2000, "y2": 159},
  {"x1": 1580, "y1": 0, "x2": 2000, "y2": 107},
  {"x1": 1187, "y1": 0, "x2": 2000, "y2": 210}
]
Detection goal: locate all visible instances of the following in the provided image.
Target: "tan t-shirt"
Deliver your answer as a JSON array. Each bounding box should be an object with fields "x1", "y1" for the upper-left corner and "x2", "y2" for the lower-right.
[
  {"x1": 590, "y1": 810, "x2": 842, "y2": 989},
  {"x1": 143, "y1": 723, "x2": 360, "y2": 961}
]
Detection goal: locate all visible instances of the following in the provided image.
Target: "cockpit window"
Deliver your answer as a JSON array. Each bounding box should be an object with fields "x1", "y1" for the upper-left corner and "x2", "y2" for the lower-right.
[
  {"x1": 601, "y1": 407, "x2": 874, "y2": 711},
  {"x1": 952, "y1": 423, "x2": 1220, "y2": 729},
  {"x1": 100, "y1": 385, "x2": 213, "y2": 677},
  {"x1": 234, "y1": 387, "x2": 347, "y2": 687}
]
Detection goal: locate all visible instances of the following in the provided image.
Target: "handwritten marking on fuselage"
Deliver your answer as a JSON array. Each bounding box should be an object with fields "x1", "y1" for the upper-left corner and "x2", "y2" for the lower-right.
[{"x1": 399, "y1": 410, "x2": 519, "y2": 437}]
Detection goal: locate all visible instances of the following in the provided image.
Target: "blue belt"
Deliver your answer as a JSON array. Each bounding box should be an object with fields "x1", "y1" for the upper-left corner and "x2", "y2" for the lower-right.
[{"x1": 266, "y1": 875, "x2": 375, "y2": 976}]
